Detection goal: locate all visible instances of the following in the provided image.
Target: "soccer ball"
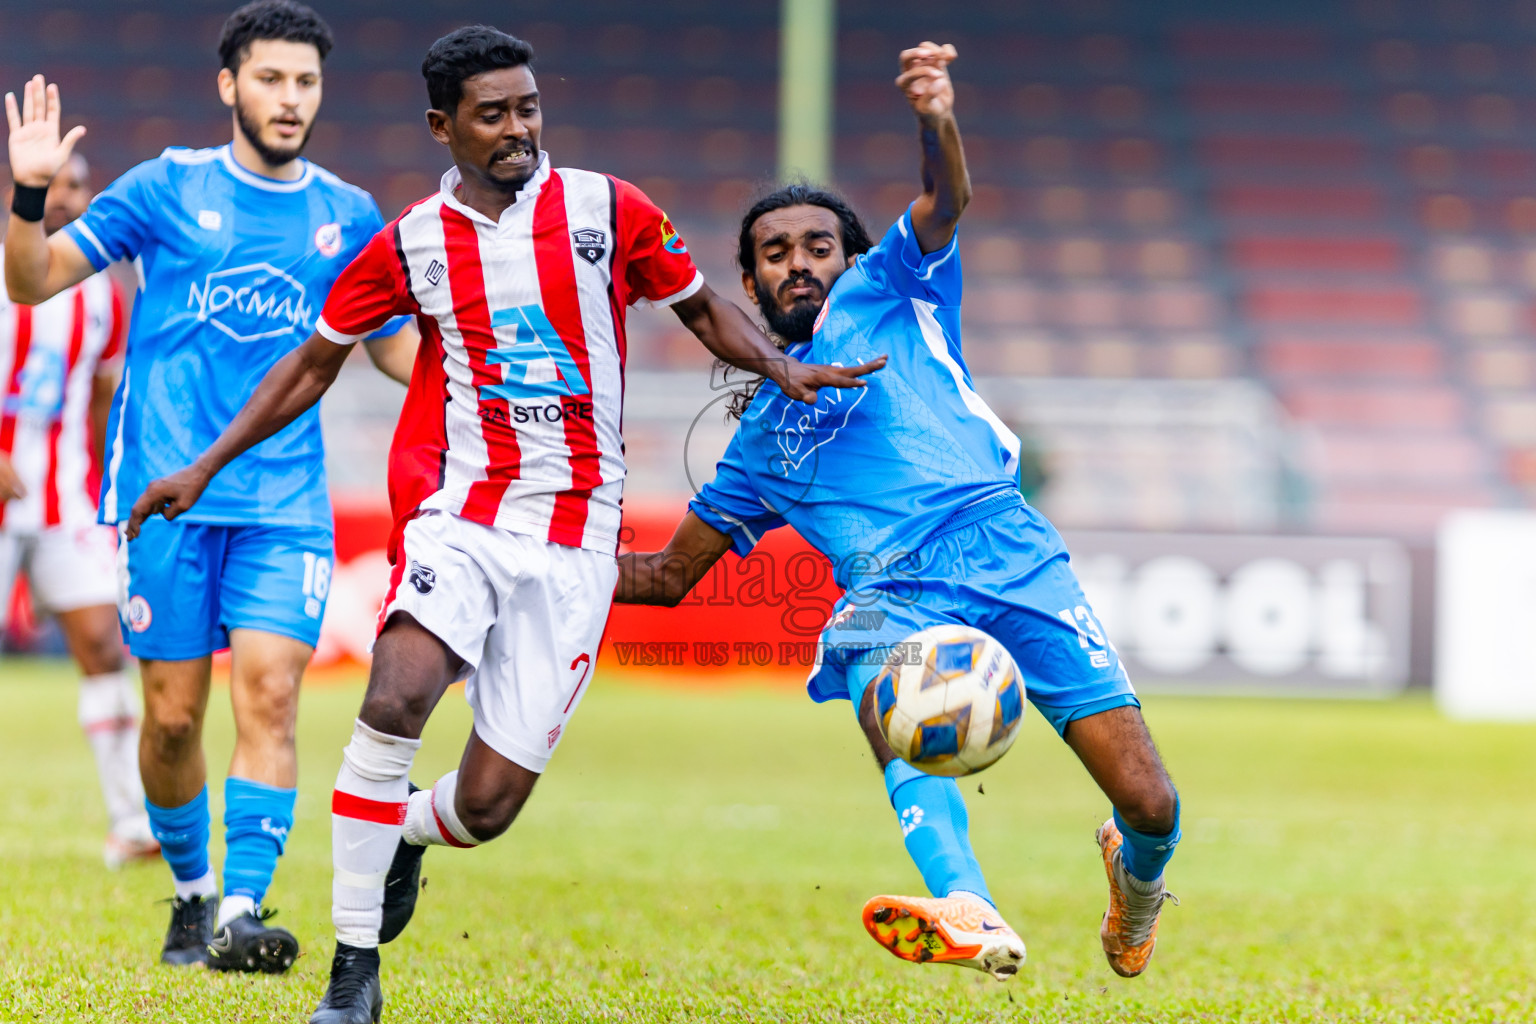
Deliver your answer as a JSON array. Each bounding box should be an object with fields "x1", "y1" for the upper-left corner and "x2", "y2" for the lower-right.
[{"x1": 873, "y1": 624, "x2": 1025, "y2": 777}]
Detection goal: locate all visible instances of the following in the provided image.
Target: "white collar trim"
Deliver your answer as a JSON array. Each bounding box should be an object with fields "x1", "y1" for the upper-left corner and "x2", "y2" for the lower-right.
[
  {"x1": 438, "y1": 152, "x2": 552, "y2": 225},
  {"x1": 218, "y1": 145, "x2": 315, "y2": 192}
]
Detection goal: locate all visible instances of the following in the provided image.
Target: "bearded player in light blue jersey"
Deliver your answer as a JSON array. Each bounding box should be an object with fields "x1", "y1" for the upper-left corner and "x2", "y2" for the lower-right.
[
  {"x1": 618, "y1": 43, "x2": 1182, "y2": 981},
  {"x1": 5, "y1": 1, "x2": 415, "y2": 972}
]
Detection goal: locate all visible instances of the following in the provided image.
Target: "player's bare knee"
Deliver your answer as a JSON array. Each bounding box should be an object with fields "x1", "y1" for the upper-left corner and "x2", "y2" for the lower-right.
[
  {"x1": 143, "y1": 708, "x2": 201, "y2": 760},
  {"x1": 357, "y1": 691, "x2": 432, "y2": 739},
  {"x1": 76, "y1": 631, "x2": 125, "y2": 676},
  {"x1": 455, "y1": 787, "x2": 521, "y2": 842},
  {"x1": 243, "y1": 669, "x2": 301, "y2": 734},
  {"x1": 1118, "y1": 777, "x2": 1178, "y2": 835}
]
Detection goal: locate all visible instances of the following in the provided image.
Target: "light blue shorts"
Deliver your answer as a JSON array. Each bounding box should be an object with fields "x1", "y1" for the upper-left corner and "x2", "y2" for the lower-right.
[
  {"x1": 117, "y1": 516, "x2": 333, "y2": 660},
  {"x1": 808, "y1": 496, "x2": 1139, "y2": 738}
]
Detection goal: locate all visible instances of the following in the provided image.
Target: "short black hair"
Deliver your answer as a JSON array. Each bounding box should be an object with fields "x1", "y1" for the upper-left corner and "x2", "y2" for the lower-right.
[
  {"x1": 422, "y1": 26, "x2": 536, "y2": 114},
  {"x1": 218, "y1": 0, "x2": 333, "y2": 72},
  {"x1": 737, "y1": 183, "x2": 874, "y2": 276}
]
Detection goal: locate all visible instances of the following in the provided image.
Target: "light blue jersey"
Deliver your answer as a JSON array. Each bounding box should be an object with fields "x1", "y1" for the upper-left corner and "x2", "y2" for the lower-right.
[
  {"x1": 64, "y1": 144, "x2": 405, "y2": 528},
  {"x1": 690, "y1": 209, "x2": 1023, "y2": 585},
  {"x1": 691, "y1": 210, "x2": 1137, "y2": 724}
]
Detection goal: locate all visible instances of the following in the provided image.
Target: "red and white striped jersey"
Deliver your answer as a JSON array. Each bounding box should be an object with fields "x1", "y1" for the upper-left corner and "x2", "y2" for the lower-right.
[
  {"x1": 317, "y1": 157, "x2": 702, "y2": 556},
  {"x1": 0, "y1": 251, "x2": 124, "y2": 533}
]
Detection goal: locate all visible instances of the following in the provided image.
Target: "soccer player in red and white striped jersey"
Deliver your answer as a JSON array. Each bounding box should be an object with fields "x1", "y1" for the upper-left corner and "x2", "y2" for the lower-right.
[
  {"x1": 1, "y1": 151, "x2": 159, "y2": 869},
  {"x1": 127, "y1": 27, "x2": 883, "y2": 1022}
]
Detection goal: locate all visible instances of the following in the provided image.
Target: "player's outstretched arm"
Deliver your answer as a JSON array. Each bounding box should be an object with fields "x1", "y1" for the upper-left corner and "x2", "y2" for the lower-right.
[
  {"x1": 5, "y1": 75, "x2": 93, "y2": 303},
  {"x1": 898, "y1": 42, "x2": 971, "y2": 255},
  {"x1": 616, "y1": 512, "x2": 735, "y2": 607},
  {"x1": 671, "y1": 282, "x2": 886, "y2": 404},
  {"x1": 125, "y1": 333, "x2": 352, "y2": 538}
]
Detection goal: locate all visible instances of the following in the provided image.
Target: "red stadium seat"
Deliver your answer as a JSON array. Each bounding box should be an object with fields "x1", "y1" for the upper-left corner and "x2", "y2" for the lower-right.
[
  {"x1": 1281, "y1": 384, "x2": 1464, "y2": 428},
  {"x1": 1202, "y1": 136, "x2": 1367, "y2": 175},
  {"x1": 1245, "y1": 286, "x2": 1421, "y2": 326},
  {"x1": 1230, "y1": 236, "x2": 1402, "y2": 273},
  {"x1": 1259, "y1": 336, "x2": 1443, "y2": 379},
  {"x1": 1185, "y1": 82, "x2": 1345, "y2": 119},
  {"x1": 1309, "y1": 432, "x2": 1488, "y2": 483},
  {"x1": 1216, "y1": 185, "x2": 1382, "y2": 222}
]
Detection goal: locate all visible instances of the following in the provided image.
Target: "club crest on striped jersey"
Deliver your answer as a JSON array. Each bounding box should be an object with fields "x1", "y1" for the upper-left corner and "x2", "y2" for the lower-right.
[{"x1": 572, "y1": 228, "x2": 607, "y2": 266}]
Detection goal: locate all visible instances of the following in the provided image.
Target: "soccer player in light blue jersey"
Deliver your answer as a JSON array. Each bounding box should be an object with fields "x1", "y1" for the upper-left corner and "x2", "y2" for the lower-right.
[
  {"x1": 4, "y1": 1, "x2": 416, "y2": 972},
  {"x1": 618, "y1": 43, "x2": 1182, "y2": 981}
]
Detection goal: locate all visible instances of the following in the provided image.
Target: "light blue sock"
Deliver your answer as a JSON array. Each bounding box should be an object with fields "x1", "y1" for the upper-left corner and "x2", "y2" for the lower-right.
[
  {"x1": 146, "y1": 786, "x2": 211, "y2": 884},
  {"x1": 222, "y1": 777, "x2": 296, "y2": 905},
  {"x1": 884, "y1": 759, "x2": 993, "y2": 905},
  {"x1": 1113, "y1": 795, "x2": 1181, "y2": 883}
]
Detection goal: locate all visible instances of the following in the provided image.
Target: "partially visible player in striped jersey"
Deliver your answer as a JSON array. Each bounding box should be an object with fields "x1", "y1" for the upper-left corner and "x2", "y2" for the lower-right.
[
  {"x1": 0, "y1": 151, "x2": 159, "y2": 870},
  {"x1": 128, "y1": 26, "x2": 883, "y2": 1023}
]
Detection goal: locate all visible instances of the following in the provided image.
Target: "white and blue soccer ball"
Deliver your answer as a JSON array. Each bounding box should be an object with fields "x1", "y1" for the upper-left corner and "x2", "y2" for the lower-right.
[{"x1": 874, "y1": 624, "x2": 1026, "y2": 777}]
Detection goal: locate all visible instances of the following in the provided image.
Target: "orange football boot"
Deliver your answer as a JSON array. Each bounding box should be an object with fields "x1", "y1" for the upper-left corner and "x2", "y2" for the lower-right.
[
  {"x1": 862, "y1": 894, "x2": 1025, "y2": 981},
  {"x1": 1096, "y1": 817, "x2": 1177, "y2": 978}
]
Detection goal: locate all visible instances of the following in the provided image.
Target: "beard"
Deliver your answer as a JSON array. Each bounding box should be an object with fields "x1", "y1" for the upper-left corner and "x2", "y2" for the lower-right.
[
  {"x1": 234, "y1": 91, "x2": 314, "y2": 168},
  {"x1": 753, "y1": 271, "x2": 825, "y2": 344}
]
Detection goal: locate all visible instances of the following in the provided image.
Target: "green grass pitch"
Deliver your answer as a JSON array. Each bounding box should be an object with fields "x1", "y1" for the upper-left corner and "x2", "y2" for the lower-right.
[{"x1": 1, "y1": 658, "x2": 1534, "y2": 1023}]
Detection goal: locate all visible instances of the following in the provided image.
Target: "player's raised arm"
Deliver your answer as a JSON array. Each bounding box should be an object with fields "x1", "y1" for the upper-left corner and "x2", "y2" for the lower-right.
[
  {"x1": 616, "y1": 511, "x2": 736, "y2": 607},
  {"x1": 5, "y1": 76, "x2": 94, "y2": 303},
  {"x1": 898, "y1": 42, "x2": 970, "y2": 255},
  {"x1": 670, "y1": 282, "x2": 886, "y2": 404},
  {"x1": 125, "y1": 333, "x2": 351, "y2": 538}
]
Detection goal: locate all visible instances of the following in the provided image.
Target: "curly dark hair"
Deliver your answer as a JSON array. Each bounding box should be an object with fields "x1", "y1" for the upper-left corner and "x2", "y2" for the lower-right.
[
  {"x1": 218, "y1": 0, "x2": 333, "y2": 72},
  {"x1": 422, "y1": 26, "x2": 536, "y2": 114},
  {"x1": 735, "y1": 183, "x2": 874, "y2": 277},
  {"x1": 721, "y1": 183, "x2": 874, "y2": 420}
]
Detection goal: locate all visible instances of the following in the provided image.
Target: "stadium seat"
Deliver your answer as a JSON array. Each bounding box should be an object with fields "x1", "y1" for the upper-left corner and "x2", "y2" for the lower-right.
[
  {"x1": 1485, "y1": 396, "x2": 1536, "y2": 444},
  {"x1": 1230, "y1": 236, "x2": 1401, "y2": 274},
  {"x1": 1259, "y1": 336, "x2": 1443, "y2": 379},
  {"x1": 1442, "y1": 291, "x2": 1521, "y2": 337},
  {"x1": 1245, "y1": 286, "x2": 1422, "y2": 326},
  {"x1": 1281, "y1": 384, "x2": 1465, "y2": 428},
  {"x1": 1217, "y1": 185, "x2": 1382, "y2": 222},
  {"x1": 1138, "y1": 285, "x2": 1219, "y2": 330},
  {"x1": 1429, "y1": 243, "x2": 1495, "y2": 285},
  {"x1": 1467, "y1": 347, "x2": 1536, "y2": 389}
]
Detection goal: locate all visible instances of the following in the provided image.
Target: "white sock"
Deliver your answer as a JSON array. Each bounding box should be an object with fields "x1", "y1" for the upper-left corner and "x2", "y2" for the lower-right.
[
  {"x1": 174, "y1": 868, "x2": 218, "y2": 902},
  {"x1": 78, "y1": 672, "x2": 144, "y2": 828},
  {"x1": 1123, "y1": 870, "x2": 1164, "y2": 898},
  {"x1": 331, "y1": 719, "x2": 420, "y2": 949},
  {"x1": 216, "y1": 894, "x2": 257, "y2": 928},
  {"x1": 401, "y1": 771, "x2": 481, "y2": 848}
]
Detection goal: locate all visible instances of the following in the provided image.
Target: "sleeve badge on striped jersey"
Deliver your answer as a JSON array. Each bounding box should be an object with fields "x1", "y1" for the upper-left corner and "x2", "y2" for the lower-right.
[{"x1": 572, "y1": 228, "x2": 607, "y2": 266}]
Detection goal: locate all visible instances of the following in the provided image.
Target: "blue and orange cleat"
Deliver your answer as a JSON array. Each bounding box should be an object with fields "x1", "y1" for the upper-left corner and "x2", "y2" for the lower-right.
[{"x1": 861, "y1": 894, "x2": 1025, "y2": 981}]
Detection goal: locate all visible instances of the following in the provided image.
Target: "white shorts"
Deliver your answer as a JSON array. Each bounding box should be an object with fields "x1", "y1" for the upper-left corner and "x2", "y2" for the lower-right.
[
  {"x1": 0, "y1": 523, "x2": 118, "y2": 625},
  {"x1": 379, "y1": 511, "x2": 618, "y2": 773}
]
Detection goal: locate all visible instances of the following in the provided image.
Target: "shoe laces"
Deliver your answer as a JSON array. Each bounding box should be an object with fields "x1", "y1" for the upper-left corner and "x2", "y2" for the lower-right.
[
  {"x1": 160, "y1": 895, "x2": 212, "y2": 939},
  {"x1": 327, "y1": 946, "x2": 378, "y2": 1005},
  {"x1": 1113, "y1": 853, "x2": 1179, "y2": 946}
]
